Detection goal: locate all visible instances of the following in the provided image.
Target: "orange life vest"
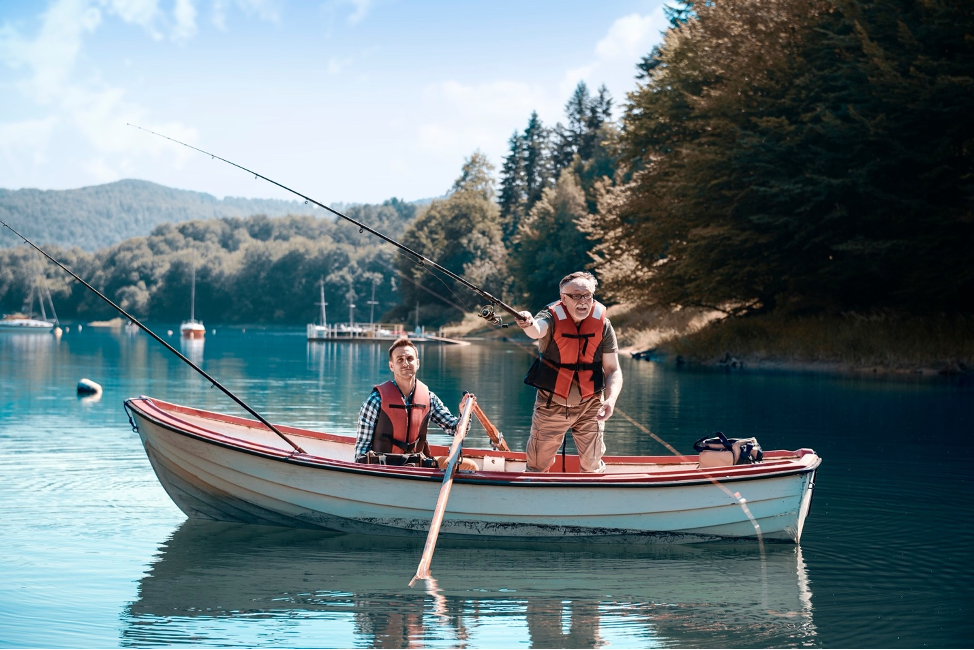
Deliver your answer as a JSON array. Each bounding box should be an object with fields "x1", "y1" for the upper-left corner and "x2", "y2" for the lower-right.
[
  {"x1": 373, "y1": 380, "x2": 431, "y2": 454},
  {"x1": 524, "y1": 300, "x2": 607, "y2": 400}
]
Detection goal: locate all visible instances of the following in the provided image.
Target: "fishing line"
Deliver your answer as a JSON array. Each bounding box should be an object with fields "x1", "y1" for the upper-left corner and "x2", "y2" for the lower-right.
[
  {"x1": 0, "y1": 219, "x2": 306, "y2": 455},
  {"x1": 391, "y1": 249, "x2": 477, "y2": 316},
  {"x1": 372, "y1": 256, "x2": 469, "y2": 315}
]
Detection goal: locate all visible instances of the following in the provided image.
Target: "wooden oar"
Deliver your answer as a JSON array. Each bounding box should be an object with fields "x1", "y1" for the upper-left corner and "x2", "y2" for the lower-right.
[
  {"x1": 472, "y1": 402, "x2": 510, "y2": 451},
  {"x1": 409, "y1": 393, "x2": 476, "y2": 586}
]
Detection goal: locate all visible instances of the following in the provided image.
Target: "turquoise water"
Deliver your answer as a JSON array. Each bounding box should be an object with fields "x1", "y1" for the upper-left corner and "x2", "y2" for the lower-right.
[{"x1": 1, "y1": 326, "x2": 971, "y2": 648}]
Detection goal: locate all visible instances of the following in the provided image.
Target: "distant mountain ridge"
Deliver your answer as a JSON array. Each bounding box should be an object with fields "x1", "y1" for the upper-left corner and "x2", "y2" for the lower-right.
[{"x1": 0, "y1": 179, "x2": 320, "y2": 251}]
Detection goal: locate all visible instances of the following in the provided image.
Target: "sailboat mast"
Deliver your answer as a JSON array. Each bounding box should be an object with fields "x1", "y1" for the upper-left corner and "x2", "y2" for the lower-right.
[
  {"x1": 190, "y1": 251, "x2": 196, "y2": 322},
  {"x1": 37, "y1": 283, "x2": 47, "y2": 321},
  {"x1": 45, "y1": 284, "x2": 59, "y2": 326},
  {"x1": 319, "y1": 277, "x2": 327, "y2": 327},
  {"x1": 368, "y1": 279, "x2": 377, "y2": 327}
]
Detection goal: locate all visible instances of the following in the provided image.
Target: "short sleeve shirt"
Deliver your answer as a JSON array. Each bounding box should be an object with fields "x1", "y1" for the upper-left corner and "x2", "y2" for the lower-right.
[{"x1": 533, "y1": 307, "x2": 618, "y2": 407}]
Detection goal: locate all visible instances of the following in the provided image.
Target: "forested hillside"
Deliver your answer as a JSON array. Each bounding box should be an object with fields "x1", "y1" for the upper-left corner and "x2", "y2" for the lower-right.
[
  {"x1": 0, "y1": 201, "x2": 415, "y2": 324},
  {"x1": 0, "y1": 179, "x2": 316, "y2": 251}
]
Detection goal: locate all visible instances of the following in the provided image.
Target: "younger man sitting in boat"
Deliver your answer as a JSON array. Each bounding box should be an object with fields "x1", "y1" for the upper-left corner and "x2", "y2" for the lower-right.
[{"x1": 355, "y1": 338, "x2": 477, "y2": 470}]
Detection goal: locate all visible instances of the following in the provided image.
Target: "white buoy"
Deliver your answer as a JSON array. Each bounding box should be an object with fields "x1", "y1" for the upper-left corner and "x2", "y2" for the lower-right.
[
  {"x1": 77, "y1": 378, "x2": 102, "y2": 394},
  {"x1": 77, "y1": 324, "x2": 82, "y2": 332},
  {"x1": 167, "y1": 330, "x2": 173, "y2": 336},
  {"x1": 211, "y1": 329, "x2": 216, "y2": 335}
]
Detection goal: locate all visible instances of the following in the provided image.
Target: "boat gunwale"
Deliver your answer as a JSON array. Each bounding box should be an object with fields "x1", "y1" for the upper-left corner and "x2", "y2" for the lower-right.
[{"x1": 126, "y1": 396, "x2": 821, "y2": 488}]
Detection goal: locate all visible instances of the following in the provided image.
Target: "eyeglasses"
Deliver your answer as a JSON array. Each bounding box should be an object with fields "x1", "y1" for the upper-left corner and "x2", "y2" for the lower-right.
[{"x1": 562, "y1": 292, "x2": 594, "y2": 303}]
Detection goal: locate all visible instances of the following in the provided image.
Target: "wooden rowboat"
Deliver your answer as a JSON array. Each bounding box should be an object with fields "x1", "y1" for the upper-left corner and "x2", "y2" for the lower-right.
[{"x1": 125, "y1": 396, "x2": 821, "y2": 543}]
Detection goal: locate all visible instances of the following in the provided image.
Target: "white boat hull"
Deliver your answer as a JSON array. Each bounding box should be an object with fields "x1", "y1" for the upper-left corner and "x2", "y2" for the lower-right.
[
  {"x1": 180, "y1": 321, "x2": 205, "y2": 339},
  {"x1": 127, "y1": 398, "x2": 820, "y2": 543},
  {"x1": 0, "y1": 318, "x2": 55, "y2": 331}
]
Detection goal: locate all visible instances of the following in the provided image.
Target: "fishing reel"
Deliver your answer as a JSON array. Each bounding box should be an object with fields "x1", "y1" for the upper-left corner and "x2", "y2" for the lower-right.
[{"x1": 478, "y1": 304, "x2": 508, "y2": 328}]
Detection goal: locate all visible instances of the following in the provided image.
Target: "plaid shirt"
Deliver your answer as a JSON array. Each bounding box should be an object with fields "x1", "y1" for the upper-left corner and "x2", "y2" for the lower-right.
[{"x1": 354, "y1": 383, "x2": 463, "y2": 458}]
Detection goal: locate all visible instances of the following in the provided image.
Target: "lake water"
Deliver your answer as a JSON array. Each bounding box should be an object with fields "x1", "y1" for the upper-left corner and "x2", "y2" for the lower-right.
[{"x1": 1, "y1": 326, "x2": 971, "y2": 648}]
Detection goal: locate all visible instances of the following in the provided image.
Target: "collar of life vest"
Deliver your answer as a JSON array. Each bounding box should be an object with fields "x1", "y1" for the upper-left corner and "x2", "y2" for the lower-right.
[{"x1": 549, "y1": 299, "x2": 606, "y2": 323}]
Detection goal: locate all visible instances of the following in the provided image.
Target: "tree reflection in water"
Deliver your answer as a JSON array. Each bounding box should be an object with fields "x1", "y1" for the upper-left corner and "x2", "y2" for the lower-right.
[{"x1": 122, "y1": 521, "x2": 815, "y2": 648}]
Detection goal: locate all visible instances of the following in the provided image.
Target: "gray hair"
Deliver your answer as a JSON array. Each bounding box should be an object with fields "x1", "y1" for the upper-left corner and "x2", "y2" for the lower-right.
[{"x1": 559, "y1": 271, "x2": 598, "y2": 291}]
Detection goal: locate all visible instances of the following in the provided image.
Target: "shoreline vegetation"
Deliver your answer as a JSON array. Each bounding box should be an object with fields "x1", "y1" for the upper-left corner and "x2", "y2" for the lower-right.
[{"x1": 442, "y1": 306, "x2": 974, "y2": 379}]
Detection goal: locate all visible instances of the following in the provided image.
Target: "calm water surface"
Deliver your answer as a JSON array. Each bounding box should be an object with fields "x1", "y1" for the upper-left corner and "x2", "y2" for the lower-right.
[{"x1": 1, "y1": 327, "x2": 971, "y2": 648}]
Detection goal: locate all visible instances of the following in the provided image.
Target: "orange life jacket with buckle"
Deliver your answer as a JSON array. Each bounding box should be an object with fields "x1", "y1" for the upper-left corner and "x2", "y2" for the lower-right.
[
  {"x1": 373, "y1": 380, "x2": 431, "y2": 454},
  {"x1": 524, "y1": 300, "x2": 607, "y2": 400}
]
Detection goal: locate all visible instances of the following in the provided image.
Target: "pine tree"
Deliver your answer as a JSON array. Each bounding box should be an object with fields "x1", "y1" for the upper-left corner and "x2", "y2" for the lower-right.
[
  {"x1": 511, "y1": 169, "x2": 593, "y2": 306},
  {"x1": 637, "y1": 1, "x2": 696, "y2": 80},
  {"x1": 522, "y1": 111, "x2": 553, "y2": 212},
  {"x1": 498, "y1": 131, "x2": 527, "y2": 246}
]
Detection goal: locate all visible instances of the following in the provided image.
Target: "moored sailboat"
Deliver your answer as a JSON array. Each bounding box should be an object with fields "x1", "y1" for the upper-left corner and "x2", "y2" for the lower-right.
[
  {"x1": 0, "y1": 270, "x2": 58, "y2": 333},
  {"x1": 179, "y1": 252, "x2": 205, "y2": 340}
]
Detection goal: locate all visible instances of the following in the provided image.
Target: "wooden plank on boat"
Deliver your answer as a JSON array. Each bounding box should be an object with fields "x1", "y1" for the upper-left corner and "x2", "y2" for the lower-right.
[{"x1": 472, "y1": 402, "x2": 510, "y2": 451}]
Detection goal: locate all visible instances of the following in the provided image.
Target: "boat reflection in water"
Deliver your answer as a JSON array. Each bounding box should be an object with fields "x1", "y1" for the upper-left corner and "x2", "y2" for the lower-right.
[
  {"x1": 179, "y1": 337, "x2": 205, "y2": 366},
  {"x1": 123, "y1": 521, "x2": 815, "y2": 648}
]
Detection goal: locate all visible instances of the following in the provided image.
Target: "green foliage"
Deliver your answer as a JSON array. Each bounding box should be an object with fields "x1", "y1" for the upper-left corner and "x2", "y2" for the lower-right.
[
  {"x1": 498, "y1": 86, "x2": 622, "y2": 308},
  {"x1": 551, "y1": 82, "x2": 614, "y2": 171},
  {"x1": 0, "y1": 179, "x2": 315, "y2": 251},
  {"x1": 593, "y1": 0, "x2": 974, "y2": 316},
  {"x1": 498, "y1": 131, "x2": 527, "y2": 245},
  {"x1": 395, "y1": 153, "x2": 508, "y2": 326},
  {"x1": 510, "y1": 169, "x2": 592, "y2": 306}
]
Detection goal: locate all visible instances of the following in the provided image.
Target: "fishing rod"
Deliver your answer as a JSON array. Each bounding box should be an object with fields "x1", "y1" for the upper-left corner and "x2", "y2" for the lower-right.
[
  {"x1": 128, "y1": 124, "x2": 521, "y2": 327},
  {"x1": 0, "y1": 219, "x2": 306, "y2": 455}
]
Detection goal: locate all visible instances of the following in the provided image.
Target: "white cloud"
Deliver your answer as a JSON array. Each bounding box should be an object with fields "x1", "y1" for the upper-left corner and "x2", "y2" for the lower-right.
[
  {"x1": 322, "y1": 0, "x2": 373, "y2": 27},
  {"x1": 236, "y1": 0, "x2": 282, "y2": 22},
  {"x1": 0, "y1": 0, "x2": 102, "y2": 104},
  {"x1": 0, "y1": 117, "x2": 59, "y2": 168},
  {"x1": 327, "y1": 56, "x2": 352, "y2": 74},
  {"x1": 345, "y1": 0, "x2": 373, "y2": 25},
  {"x1": 172, "y1": 0, "x2": 198, "y2": 42},
  {"x1": 212, "y1": 0, "x2": 280, "y2": 30},
  {"x1": 0, "y1": 0, "x2": 200, "y2": 189},
  {"x1": 595, "y1": 12, "x2": 665, "y2": 60},
  {"x1": 406, "y1": 7, "x2": 670, "y2": 186},
  {"x1": 560, "y1": 7, "x2": 669, "y2": 104},
  {"x1": 106, "y1": 0, "x2": 161, "y2": 36},
  {"x1": 424, "y1": 80, "x2": 551, "y2": 122},
  {"x1": 415, "y1": 80, "x2": 557, "y2": 164},
  {"x1": 212, "y1": 0, "x2": 228, "y2": 29}
]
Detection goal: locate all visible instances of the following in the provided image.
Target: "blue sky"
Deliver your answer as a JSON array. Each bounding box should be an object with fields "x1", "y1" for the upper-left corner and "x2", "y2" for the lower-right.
[{"x1": 1, "y1": 0, "x2": 668, "y2": 204}]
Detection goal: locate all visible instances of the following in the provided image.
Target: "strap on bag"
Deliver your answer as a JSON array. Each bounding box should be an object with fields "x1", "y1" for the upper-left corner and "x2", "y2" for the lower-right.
[{"x1": 693, "y1": 431, "x2": 764, "y2": 465}]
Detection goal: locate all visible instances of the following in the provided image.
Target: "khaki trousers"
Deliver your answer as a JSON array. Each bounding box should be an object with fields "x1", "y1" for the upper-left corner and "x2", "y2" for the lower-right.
[{"x1": 525, "y1": 393, "x2": 606, "y2": 473}]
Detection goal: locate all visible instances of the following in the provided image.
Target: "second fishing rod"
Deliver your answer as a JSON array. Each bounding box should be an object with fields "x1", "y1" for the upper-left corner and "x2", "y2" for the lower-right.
[{"x1": 129, "y1": 125, "x2": 521, "y2": 328}]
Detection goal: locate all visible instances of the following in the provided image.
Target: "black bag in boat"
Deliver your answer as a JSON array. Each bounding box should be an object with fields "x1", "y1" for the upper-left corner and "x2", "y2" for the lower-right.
[
  {"x1": 358, "y1": 451, "x2": 438, "y2": 468},
  {"x1": 693, "y1": 431, "x2": 763, "y2": 468}
]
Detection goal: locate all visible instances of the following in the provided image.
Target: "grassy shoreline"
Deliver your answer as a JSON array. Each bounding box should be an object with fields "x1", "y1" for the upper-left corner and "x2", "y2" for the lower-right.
[{"x1": 630, "y1": 311, "x2": 974, "y2": 377}]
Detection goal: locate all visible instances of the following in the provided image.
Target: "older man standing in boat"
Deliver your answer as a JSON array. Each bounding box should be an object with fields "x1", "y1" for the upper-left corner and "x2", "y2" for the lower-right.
[
  {"x1": 354, "y1": 338, "x2": 476, "y2": 470},
  {"x1": 514, "y1": 271, "x2": 622, "y2": 473}
]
